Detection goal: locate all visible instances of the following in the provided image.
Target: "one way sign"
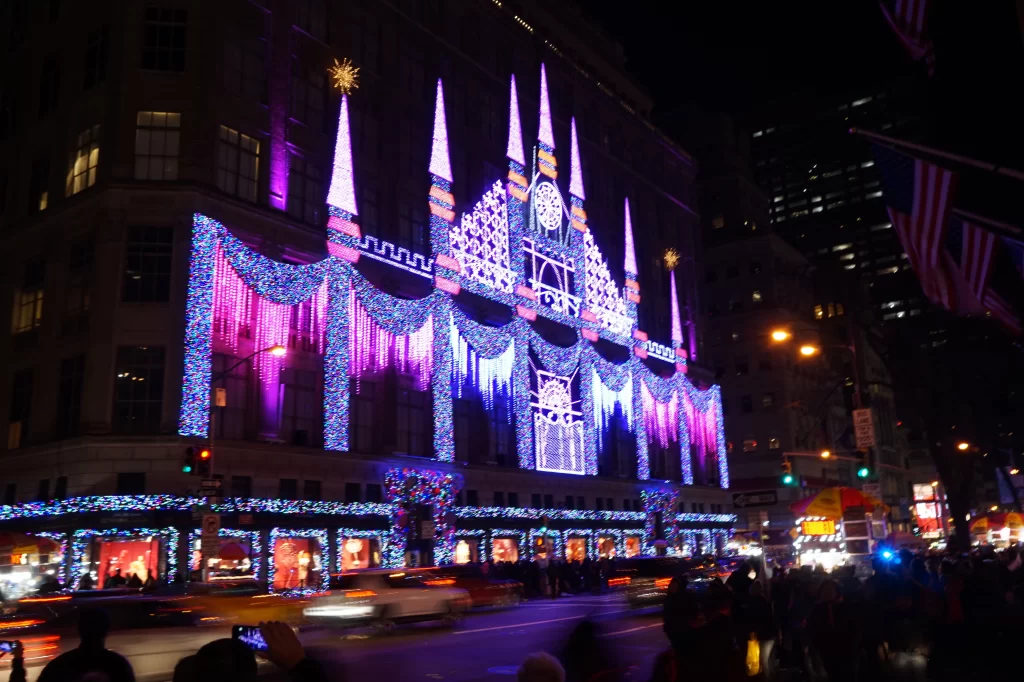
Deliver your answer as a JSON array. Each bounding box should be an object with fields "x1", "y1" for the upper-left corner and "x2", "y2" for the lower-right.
[{"x1": 731, "y1": 490, "x2": 778, "y2": 509}]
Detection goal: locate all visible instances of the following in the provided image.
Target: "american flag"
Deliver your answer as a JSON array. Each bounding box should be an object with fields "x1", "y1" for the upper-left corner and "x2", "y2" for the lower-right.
[
  {"x1": 873, "y1": 143, "x2": 959, "y2": 309},
  {"x1": 879, "y1": 0, "x2": 936, "y2": 75},
  {"x1": 949, "y1": 217, "x2": 997, "y2": 301}
]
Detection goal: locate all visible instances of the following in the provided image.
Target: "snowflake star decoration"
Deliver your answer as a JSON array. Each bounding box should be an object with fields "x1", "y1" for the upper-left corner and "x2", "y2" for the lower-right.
[
  {"x1": 663, "y1": 248, "x2": 680, "y2": 271},
  {"x1": 329, "y1": 58, "x2": 360, "y2": 95}
]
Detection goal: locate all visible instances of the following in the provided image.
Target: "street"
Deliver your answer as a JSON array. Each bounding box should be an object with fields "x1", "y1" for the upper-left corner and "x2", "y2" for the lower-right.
[{"x1": 13, "y1": 594, "x2": 666, "y2": 682}]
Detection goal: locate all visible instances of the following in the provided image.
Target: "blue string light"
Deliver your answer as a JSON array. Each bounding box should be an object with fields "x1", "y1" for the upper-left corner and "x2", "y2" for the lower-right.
[
  {"x1": 72, "y1": 527, "x2": 180, "y2": 587},
  {"x1": 641, "y1": 489, "x2": 680, "y2": 556}
]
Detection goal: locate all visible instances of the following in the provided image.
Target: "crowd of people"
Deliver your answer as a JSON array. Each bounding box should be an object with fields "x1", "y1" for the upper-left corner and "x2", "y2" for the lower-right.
[{"x1": 482, "y1": 555, "x2": 616, "y2": 597}]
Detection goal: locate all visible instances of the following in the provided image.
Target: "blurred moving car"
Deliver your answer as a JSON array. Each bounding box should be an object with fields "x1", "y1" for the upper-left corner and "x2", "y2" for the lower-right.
[
  {"x1": 303, "y1": 570, "x2": 469, "y2": 631},
  {"x1": 612, "y1": 557, "x2": 714, "y2": 607},
  {"x1": 157, "y1": 579, "x2": 311, "y2": 625},
  {"x1": 412, "y1": 565, "x2": 523, "y2": 608}
]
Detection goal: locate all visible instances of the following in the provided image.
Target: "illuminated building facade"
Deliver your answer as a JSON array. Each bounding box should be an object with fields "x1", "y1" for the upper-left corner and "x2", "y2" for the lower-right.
[{"x1": 0, "y1": 0, "x2": 731, "y2": 580}]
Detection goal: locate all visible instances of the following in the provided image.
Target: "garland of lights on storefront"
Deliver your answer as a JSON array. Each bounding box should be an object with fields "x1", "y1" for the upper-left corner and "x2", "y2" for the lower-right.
[
  {"x1": 35, "y1": 531, "x2": 68, "y2": 586},
  {"x1": 187, "y1": 528, "x2": 262, "y2": 582},
  {"x1": 384, "y1": 468, "x2": 463, "y2": 568},
  {"x1": 173, "y1": 64, "x2": 729, "y2": 492},
  {"x1": 334, "y1": 529, "x2": 389, "y2": 573},
  {"x1": 592, "y1": 528, "x2": 628, "y2": 558},
  {"x1": 561, "y1": 528, "x2": 595, "y2": 560},
  {"x1": 453, "y1": 529, "x2": 489, "y2": 563},
  {"x1": 640, "y1": 489, "x2": 681, "y2": 556},
  {"x1": 528, "y1": 527, "x2": 565, "y2": 559},
  {"x1": 487, "y1": 528, "x2": 528, "y2": 561},
  {"x1": 268, "y1": 528, "x2": 329, "y2": 594},
  {"x1": 71, "y1": 527, "x2": 180, "y2": 587}
]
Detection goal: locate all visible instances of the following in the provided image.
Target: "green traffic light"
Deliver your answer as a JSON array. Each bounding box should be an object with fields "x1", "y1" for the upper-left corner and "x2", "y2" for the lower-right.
[
  {"x1": 782, "y1": 474, "x2": 794, "y2": 485},
  {"x1": 183, "y1": 465, "x2": 192, "y2": 473},
  {"x1": 857, "y1": 467, "x2": 869, "y2": 478}
]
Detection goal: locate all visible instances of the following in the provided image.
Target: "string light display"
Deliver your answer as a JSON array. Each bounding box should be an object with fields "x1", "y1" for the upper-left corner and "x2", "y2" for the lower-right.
[
  {"x1": 384, "y1": 468, "x2": 463, "y2": 568},
  {"x1": 591, "y1": 370, "x2": 632, "y2": 452},
  {"x1": 487, "y1": 529, "x2": 528, "y2": 561},
  {"x1": 454, "y1": 529, "x2": 489, "y2": 563},
  {"x1": 451, "y1": 317, "x2": 515, "y2": 413},
  {"x1": 328, "y1": 58, "x2": 360, "y2": 95},
  {"x1": 268, "y1": 528, "x2": 329, "y2": 594},
  {"x1": 35, "y1": 531, "x2": 67, "y2": 586},
  {"x1": 641, "y1": 489, "x2": 680, "y2": 556},
  {"x1": 537, "y1": 64, "x2": 555, "y2": 151},
  {"x1": 642, "y1": 382, "x2": 679, "y2": 449},
  {"x1": 72, "y1": 527, "x2": 180, "y2": 587},
  {"x1": 188, "y1": 528, "x2": 262, "y2": 582},
  {"x1": 349, "y1": 292, "x2": 433, "y2": 391},
  {"x1": 327, "y1": 94, "x2": 358, "y2": 213}
]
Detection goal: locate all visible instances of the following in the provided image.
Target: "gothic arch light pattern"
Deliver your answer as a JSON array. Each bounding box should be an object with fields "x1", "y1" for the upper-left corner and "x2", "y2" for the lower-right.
[{"x1": 178, "y1": 65, "x2": 727, "y2": 489}]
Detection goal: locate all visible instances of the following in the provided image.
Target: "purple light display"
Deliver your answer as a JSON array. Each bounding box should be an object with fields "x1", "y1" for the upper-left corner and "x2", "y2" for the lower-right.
[
  {"x1": 429, "y1": 79, "x2": 453, "y2": 183},
  {"x1": 670, "y1": 269, "x2": 683, "y2": 348},
  {"x1": 569, "y1": 118, "x2": 585, "y2": 200},
  {"x1": 349, "y1": 291, "x2": 433, "y2": 391},
  {"x1": 537, "y1": 64, "x2": 555, "y2": 149},
  {"x1": 507, "y1": 75, "x2": 526, "y2": 166},
  {"x1": 642, "y1": 381, "x2": 679, "y2": 449},
  {"x1": 327, "y1": 94, "x2": 359, "y2": 215},
  {"x1": 623, "y1": 198, "x2": 638, "y2": 276}
]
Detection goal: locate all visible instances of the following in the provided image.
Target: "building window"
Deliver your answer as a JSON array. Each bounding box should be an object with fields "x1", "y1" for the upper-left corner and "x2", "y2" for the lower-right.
[
  {"x1": 54, "y1": 476, "x2": 68, "y2": 500},
  {"x1": 494, "y1": 491, "x2": 505, "y2": 507},
  {"x1": 711, "y1": 214, "x2": 724, "y2": 229},
  {"x1": 287, "y1": 155, "x2": 323, "y2": 225},
  {"x1": 303, "y1": 480, "x2": 321, "y2": 501},
  {"x1": 735, "y1": 359, "x2": 749, "y2": 376},
  {"x1": 827, "y1": 303, "x2": 836, "y2": 318},
  {"x1": 142, "y1": 8, "x2": 187, "y2": 72},
  {"x1": 113, "y1": 345, "x2": 165, "y2": 433},
  {"x1": 134, "y1": 112, "x2": 180, "y2": 180},
  {"x1": 29, "y1": 157, "x2": 49, "y2": 212},
  {"x1": 532, "y1": 493, "x2": 541, "y2": 509},
  {"x1": 66, "y1": 124, "x2": 100, "y2": 196},
  {"x1": 836, "y1": 303, "x2": 845, "y2": 316},
  {"x1": 55, "y1": 355, "x2": 84, "y2": 439},
  {"x1": 345, "y1": 482, "x2": 361, "y2": 503},
  {"x1": 38, "y1": 58, "x2": 59, "y2": 118},
  {"x1": 84, "y1": 25, "x2": 109, "y2": 88},
  {"x1": 8, "y1": 370, "x2": 33, "y2": 449},
  {"x1": 65, "y1": 239, "x2": 94, "y2": 326},
  {"x1": 508, "y1": 492, "x2": 519, "y2": 507},
  {"x1": 396, "y1": 388, "x2": 428, "y2": 456},
  {"x1": 742, "y1": 439, "x2": 757, "y2": 453},
  {"x1": 122, "y1": 226, "x2": 173, "y2": 302},
  {"x1": 768, "y1": 438, "x2": 781, "y2": 451},
  {"x1": 813, "y1": 304, "x2": 823, "y2": 320},
  {"x1": 217, "y1": 125, "x2": 260, "y2": 202},
  {"x1": 295, "y1": 0, "x2": 328, "y2": 42},
  {"x1": 366, "y1": 483, "x2": 382, "y2": 503},
  {"x1": 231, "y1": 476, "x2": 253, "y2": 498},
  {"x1": 11, "y1": 260, "x2": 45, "y2": 335},
  {"x1": 762, "y1": 393, "x2": 775, "y2": 409},
  {"x1": 544, "y1": 494, "x2": 553, "y2": 508},
  {"x1": 726, "y1": 265, "x2": 738, "y2": 279},
  {"x1": 290, "y1": 63, "x2": 325, "y2": 132},
  {"x1": 116, "y1": 473, "x2": 146, "y2": 495},
  {"x1": 741, "y1": 395, "x2": 753, "y2": 413},
  {"x1": 751, "y1": 290, "x2": 762, "y2": 303},
  {"x1": 279, "y1": 478, "x2": 298, "y2": 499},
  {"x1": 223, "y1": 35, "x2": 266, "y2": 102}
]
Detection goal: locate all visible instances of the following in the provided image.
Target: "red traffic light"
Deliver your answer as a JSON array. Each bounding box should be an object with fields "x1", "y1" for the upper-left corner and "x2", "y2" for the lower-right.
[{"x1": 199, "y1": 449, "x2": 211, "y2": 459}]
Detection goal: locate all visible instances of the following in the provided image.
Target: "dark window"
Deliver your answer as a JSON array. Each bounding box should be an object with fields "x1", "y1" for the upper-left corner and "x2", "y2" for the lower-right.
[
  {"x1": 295, "y1": 0, "x2": 328, "y2": 42},
  {"x1": 466, "y1": 489, "x2": 479, "y2": 506},
  {"x1": 596, "y1": 497, "x2": 603, "y2": 510},
  {"x1": 366, "y1": 483, "x2": 382, "y2": 503},
  {"x1": 344, "y1": 482, "x2": 361, "y2": 503},
  {"x1": 493, "y1": 491, "x2": 505, "y2": 507},
  {"x1": 55, "y1": 355, "x2": 84, "y2": 438},
  {"x1": 750, "y1": 261, "x2": 762, "y2": 274},
  {"x1": 705, "y1": 270, "x2": 717, "y2": 283},
  {"x1": 290, "y1": 62, "x2": 325, "y2": 132},
  {"x1": 142, "y1": 8, "x2": 187, "y2": 72},
  {"x1": 758, "y1": 357, "x2": 772, "y2": 371},
  {"x1": 303, "y1": 479, "x2": 321, "y2": 501},
  {"x1": 54, "y1": 476, "x2": 67, "y2": 500},
  {"x1": 4, "y1": 484, "x2": 15, "y2": 505},
  {"x1": 116, "y1": 472, "x2": 146, "y2": 495},
  {"x1": 122, "y1": 226, "x2": 173, "y2": 302},
  {"x1": 36, "y1": 479, "x2": 49, "y2": 501},
  {"x1": 735, "y1": 359, "x2": 749, "y2": 376},
  {"x1": 762, "y1": 393, "x2": 775, "y2": 409},
  {"x1": 9, "y1": 369, "x2": 33, "y2": 448},
  {"x1": 455, "y1": 491, "x2": 464, "y2": 506},
  {"x1": 12, "y1": 260, "x2": 45, "y2": 335},
  {"x1": 29, "y1": 156, "x2": 50, "y2": 212},
  {"x1": 279, "y1": 478, "x2": 298, "y2": 499},
  {"x1": 606, "y1": 498, "x2": 613, "y2": 510},
  {"x1": 231, "y1": 475, "x2": 252, "y2": 498},
  {"x1": 726, "y1": 265, "x2": 738, "y2": 279},
  {"x1": 113, "y1": 346, "x2": 165, "y2": 433},
  {"x1": 223, "y1": 34, "x2": 266, "y2": 102},
  {"x1": 543, "y1": 494, "x2": 553, "y2": 508},
  {"x1": 531, "y1": 493, "x2": 541, "y2": 509},
  {"x1": 741, "y1": 395, "x2": 753, "y2": 413},
  {"x1": 38, "y1": 58, "x2": 59, "y2": 118},
  {"x1": 396, "y1": 388, "x2": 428, "y2": 456},
  {"x1": 287, "y1": 155, "x2": 323, "y2": 225},
  {"x1": 624, "y1": 498, "x2": 631, "y2": 511},
  {"x1": 84, "y1": 25, "x2": 109, "y2": 88},
  {"x1": 508, "y1": 492, "x2": 519, "y2": 507},
  {"x1": 565, "y1": 495, "x2": 574, "y2": 510},
  {"x1": 134, "y1": 111, "x2": 181, "y2": 181},
  {"x1": 577, "y1": 496, "x2": 585, "y2": 510},
  {"x1": 633, "y1": 499, "x2": 641, "y2": 512}
]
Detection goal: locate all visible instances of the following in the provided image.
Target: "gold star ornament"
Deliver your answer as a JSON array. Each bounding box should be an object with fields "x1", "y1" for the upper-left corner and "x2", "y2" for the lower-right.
[
  {"x1": 663, "y1": 248, "x2": 680, "y2": 271},
  {"x1": 328, "y1": 58, "x2": 360, "y2": 94}
]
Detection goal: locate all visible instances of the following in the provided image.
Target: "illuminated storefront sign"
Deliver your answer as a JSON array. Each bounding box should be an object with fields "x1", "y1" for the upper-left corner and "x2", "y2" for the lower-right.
[{"x1": 801, "y1": 520, "x2": 836, "y2": 536}]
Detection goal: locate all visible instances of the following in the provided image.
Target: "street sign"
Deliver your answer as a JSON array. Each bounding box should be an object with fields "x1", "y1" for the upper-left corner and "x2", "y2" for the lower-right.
[
  {"x1": 201, "y1": 536, "x2": 220, "y2": 561},
  {"x1": 201, "y1": 479, "x2": 223, "y2": 498},
  {"x1": 202, "y1": 513, "x2": 220, "y2": 538},
  {"x1": 861, "y1": 483, "x2": 882, "y2": 500},
  {"x1": 732, "y1": 490, "x2": 778, "y2": 508},
  {"x1": 853, "y1": 408, "x2": 876, "y2": 448}
]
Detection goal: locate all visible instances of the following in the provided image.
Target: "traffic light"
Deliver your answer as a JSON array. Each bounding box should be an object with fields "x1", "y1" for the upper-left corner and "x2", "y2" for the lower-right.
[
  {"x1": 857, "y1": 466, "x2": 870, "y2": 478},
  {"x1": 856, "y1": 449, "x2": 870, "y2": 479},
  {"x1": 538, "y1": 514, "x2": 551, "y2": 535},
  {"x1": 182, "y1": 447, "x2": 196, "y2": 474},
  {"x1": 781, "y1": 458, "x2": 795, "y2": 485},
  {"x1": 197, "y1": 447, "x2": 213, "y2": 477}
]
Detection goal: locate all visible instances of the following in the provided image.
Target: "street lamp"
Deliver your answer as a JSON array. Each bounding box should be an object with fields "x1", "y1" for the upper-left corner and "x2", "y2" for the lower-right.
[
  {"x1": 930, "y1": 480, "x2": 939, "y2": 487},
  {"x1": 956, "y1": 441, "x2": 970, "y2": 451},
  {"x1": 820, "y1": 450, "x2": 831, "y2": 459},
  {"x1": 268, "y1": 344, "x2": 287, "y2": 357},
  {"x1": 1011, "y1": 468, "x2": 1021, "y2": 475},
  {"x1": 799, "y1": 345, "x2": 819, "y2": 356},
  {"x1": 771, "y1": 329, "x2": 791, "y2": 342}
]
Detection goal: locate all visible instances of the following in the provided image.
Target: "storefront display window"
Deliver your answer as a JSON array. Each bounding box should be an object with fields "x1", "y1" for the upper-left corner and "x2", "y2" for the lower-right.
[
  {"x1": 340, "y1": 536, "x2": 380, "y2": 570},
  {"x1": 491, "y1": 538, "x2": 518, "y2": 563},
  {"x1": 95, "y1": 537, "x2": 161, "y2": 587},
  {"x1": 272, "y1": 537, "x2": 322, "y2": 591},
  {"x1": 597, "y1": 536, "x2": 616, "y2": 559},
  {"x1": 565, "y1": 537, "x2": 587, "y2": 562},
  {"x1": 624, "y1": 536, "x2": 641, "y2": 558},
  {"x1": 191, "y1": 537, "x2": 255, "y2": 579},
  {"x1": 0, "y1": 533, "x2": 64, "y2": 599},
  {"x1": 454, "y1": 538, "x2": 480, "y2": 564}
]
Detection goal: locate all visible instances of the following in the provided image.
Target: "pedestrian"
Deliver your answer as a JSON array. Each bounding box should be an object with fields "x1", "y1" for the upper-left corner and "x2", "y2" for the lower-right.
[
  {"x1": 742, "y1": 581, "x2": 776, "y2": 680},
  {"x1": 1, "y1": 641, "x2": 25, "y2": 682},
  {"x1": 37, "y1": 607, "x2": 135, "y2": 682},
  {"x1": 548, "y1": 559, "x2": 559, "y2": 599},
  {"x1": 518, "y1": 652, "x2": 564, "y2": 682}
]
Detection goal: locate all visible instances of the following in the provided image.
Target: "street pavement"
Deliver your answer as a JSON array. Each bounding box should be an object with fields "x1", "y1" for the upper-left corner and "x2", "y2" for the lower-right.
[{"x1": 12, "y1": 593, "x2": 667, "y2": 682}]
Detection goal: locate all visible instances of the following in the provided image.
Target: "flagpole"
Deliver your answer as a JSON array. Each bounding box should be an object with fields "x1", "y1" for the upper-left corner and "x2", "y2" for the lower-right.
[
  {"x1": 850, "y1": 128, "x2": 1024, "y2": 183},
  {"x1": 951, "y1": 208, "x2": 1023, "y2": 239}
]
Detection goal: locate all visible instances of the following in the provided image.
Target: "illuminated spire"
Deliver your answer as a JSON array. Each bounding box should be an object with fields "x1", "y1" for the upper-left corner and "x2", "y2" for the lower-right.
[
  {"x1": 538, "y1": 64, "x2": 554, "y2": 148},
  {"x1": 326, "y1": 94, "x2": 358, "y2": 215},
  {"x1": 569, "y1": 117, "x2": 585, "y2": 200},
  {"x1": 507, "y1": 74, "x2": 525, "y2": 165},
  {"x1": 670, "y1": 270, "x2": 684, "y2": 347},
  {"x1": 623, "y1": 198, "x2": 637, "y2": 275},
  {"x1": 429, "y1": 78, "x2": 452, "y2": 182}
]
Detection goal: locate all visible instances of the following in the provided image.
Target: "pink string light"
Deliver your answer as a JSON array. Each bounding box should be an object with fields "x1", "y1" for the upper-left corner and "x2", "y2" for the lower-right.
[
  {"x1": 682, "y1": 391, "x2": 719, "y2": 476},
  {"x1": 212, "y1": 245, "x2": 253, "y2": 353},
  {"x1": 642, "y1": 382, "x2": 678, "y2": 449},
  {"x1": 348, "y1": 292, "x2": 433, "y2": 392},
  {"x1": 254, "y1": 298, "x2": 290, "y2": 386}
]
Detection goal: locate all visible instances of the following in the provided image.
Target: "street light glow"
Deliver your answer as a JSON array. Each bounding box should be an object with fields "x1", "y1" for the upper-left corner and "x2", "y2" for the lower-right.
[
  {"x1": 991, "y1": 505, "x2": 999, "y2": 511},
  {"x1": 820, "y1": 450, "x2": 831, "y2": 459},
  {"x1": 269, "y1": 345, "x2": 288, "y2": 357},
  {"x1": 930, "y1": 480, "x2": 939, "y2": 487},
  {"x1": 1011, "y1": 468, "x2": 1021, "y2": 475},
  {"x1": 771, "y1": 330, "x2": 791, "y2": 342},
  {"x1": 799, "y1": 345, "x2": 819, "y2": 356},
  {"x1": 956, "y1": 441, "x2": 970, "y2": 451}
]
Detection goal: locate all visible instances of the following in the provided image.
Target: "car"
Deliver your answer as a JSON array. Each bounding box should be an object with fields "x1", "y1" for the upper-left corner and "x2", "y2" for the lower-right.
[
  {"x1": 411, "y1": 565, "x2": 523, "y2": 608},
  {"x1": 302, "y1": 570, "x2": 470, "y2": 632},
  {"x1": 612, "y1": 557, "x2": 713, "y2": 607}
]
